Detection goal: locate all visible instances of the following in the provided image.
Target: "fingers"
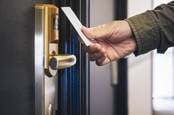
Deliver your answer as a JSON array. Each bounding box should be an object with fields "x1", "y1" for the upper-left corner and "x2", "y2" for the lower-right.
[
  {"x1": 83, "y1": 43, "x2": 110, "y2": 66},
  {"x1": 94, "y1": 54, "x2": 110, "y2": 66},
  {"x1": 81, "y1": 24, "x2": 109, "y2": 40},
  {"x1": 89, "y1": 52, "x2": 104, "y2": 61},
  {"x1": 79, "y1": 21, "x2": 134, "y2": 66},
  {"x1": 78, "y1": 26, "x2": 97, "y2": 45},
  {"x1": 81, "y1": 26, "x2": 96, "y2": 40},
  {"x1": 84, "y1": 43, "x2": 101, "y2": 53}
]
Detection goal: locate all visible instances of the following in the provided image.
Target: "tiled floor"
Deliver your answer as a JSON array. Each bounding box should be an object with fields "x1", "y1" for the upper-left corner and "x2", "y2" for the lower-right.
[{"x1": 153, "y1": 98, "x2": 174, "y2": 115}]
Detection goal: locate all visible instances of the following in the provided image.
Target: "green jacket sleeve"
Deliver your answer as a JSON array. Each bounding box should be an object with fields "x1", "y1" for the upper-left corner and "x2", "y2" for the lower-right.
[{"x1": 126, "y1": 1, "x2": 174, "y2": 55}]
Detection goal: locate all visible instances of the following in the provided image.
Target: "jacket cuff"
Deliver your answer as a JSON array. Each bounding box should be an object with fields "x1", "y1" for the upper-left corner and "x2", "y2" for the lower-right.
[{"x1": 125, "y1": 11, "x2": 160, "y2": 56}]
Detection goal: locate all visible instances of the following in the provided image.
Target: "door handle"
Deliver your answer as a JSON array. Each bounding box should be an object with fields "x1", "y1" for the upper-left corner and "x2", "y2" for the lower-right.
[
  {"x1": 49, "y1": 55, "x2": 76, "y2": 70},
  {"x1": 47, "y1": 55, "x2": 76, "y2": 77}
]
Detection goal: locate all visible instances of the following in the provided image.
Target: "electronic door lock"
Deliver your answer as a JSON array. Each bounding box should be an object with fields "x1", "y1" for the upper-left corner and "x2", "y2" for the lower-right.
[{"x1": 35, "y1": 4, "x2": 76, "y2": 77}]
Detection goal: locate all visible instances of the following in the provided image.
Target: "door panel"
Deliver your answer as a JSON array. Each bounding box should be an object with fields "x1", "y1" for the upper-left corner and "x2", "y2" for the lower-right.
[
  {"x1": 0, "y1": 0, "x2": 36, "y2": 115},
  {"x1": 0, "y1": 0, "x2": 89, "y2": 115},
  {"x1": 57, "y1": 0, "x2": 90, "y2": 115}
]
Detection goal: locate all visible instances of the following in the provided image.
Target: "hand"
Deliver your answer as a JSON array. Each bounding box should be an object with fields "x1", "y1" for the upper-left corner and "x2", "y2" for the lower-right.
[{"x1": 80, "y1": 20, "x2": 136, "y2": 66}]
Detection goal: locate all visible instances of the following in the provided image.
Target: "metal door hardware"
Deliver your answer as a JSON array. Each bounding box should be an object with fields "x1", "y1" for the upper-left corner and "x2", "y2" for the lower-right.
[
  {"x1": 111, "y1": 61, "x2": 118, "y2": 85},
  {"x1": 48, "y1": 104, "x2": 53, "y2": 115},
  {"x1": 49, "y1": 55, "x2": 76, "y2": 70},
  {"x1": 35, "y1": 4, "x2": 76, "y2": 115},
  {"x1": 35, "y1": 4, "x2": 76, "y2": 77}
]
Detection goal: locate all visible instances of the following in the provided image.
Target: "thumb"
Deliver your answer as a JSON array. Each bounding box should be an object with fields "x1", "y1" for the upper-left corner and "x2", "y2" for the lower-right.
[
  {"x1": 81, "y1": 26, "x2": 96, "y2": 40},
  {"x1": 82, "y1": 24, "x2": 110, "y2": 40},
  {"x1": 82, "y1": 25, "x2": 109, "y2": 40}
]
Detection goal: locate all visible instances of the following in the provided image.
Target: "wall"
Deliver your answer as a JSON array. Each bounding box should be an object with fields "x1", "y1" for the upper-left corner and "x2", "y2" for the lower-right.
[
  {"x1": 127, "y1": 0, "x2": 153, "y2": 115},
  {"x1": 90, "y1": 0, "x2": 115, "y2": 115}
]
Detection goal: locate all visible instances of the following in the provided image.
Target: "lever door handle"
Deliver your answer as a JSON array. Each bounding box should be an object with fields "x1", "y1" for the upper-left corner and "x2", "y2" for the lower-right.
[{"x1": 49, "y1": 55, "x2": 76, "y2": 70}]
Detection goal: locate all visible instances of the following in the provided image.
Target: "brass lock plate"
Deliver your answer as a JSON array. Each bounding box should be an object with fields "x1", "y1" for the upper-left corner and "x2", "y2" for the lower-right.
[{"x1": 34, "y1": 4, "x2": 58, "y2": 115}]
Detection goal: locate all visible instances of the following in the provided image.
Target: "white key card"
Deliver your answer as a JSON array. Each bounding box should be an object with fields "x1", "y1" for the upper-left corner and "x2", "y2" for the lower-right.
[{"x1": 61, "y1": 7, "x2": 92, "y2": 46}]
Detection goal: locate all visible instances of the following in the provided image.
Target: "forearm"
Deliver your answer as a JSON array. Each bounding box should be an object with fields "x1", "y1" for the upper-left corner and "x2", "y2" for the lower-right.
[{"x1": 126, "y1": 1, "x2": 174, "y2": 55}]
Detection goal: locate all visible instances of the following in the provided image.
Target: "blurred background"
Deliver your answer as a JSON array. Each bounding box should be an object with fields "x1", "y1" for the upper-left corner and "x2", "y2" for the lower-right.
[{"x1": 90, "y1": 0, "x2": 174, "y2": 115}]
